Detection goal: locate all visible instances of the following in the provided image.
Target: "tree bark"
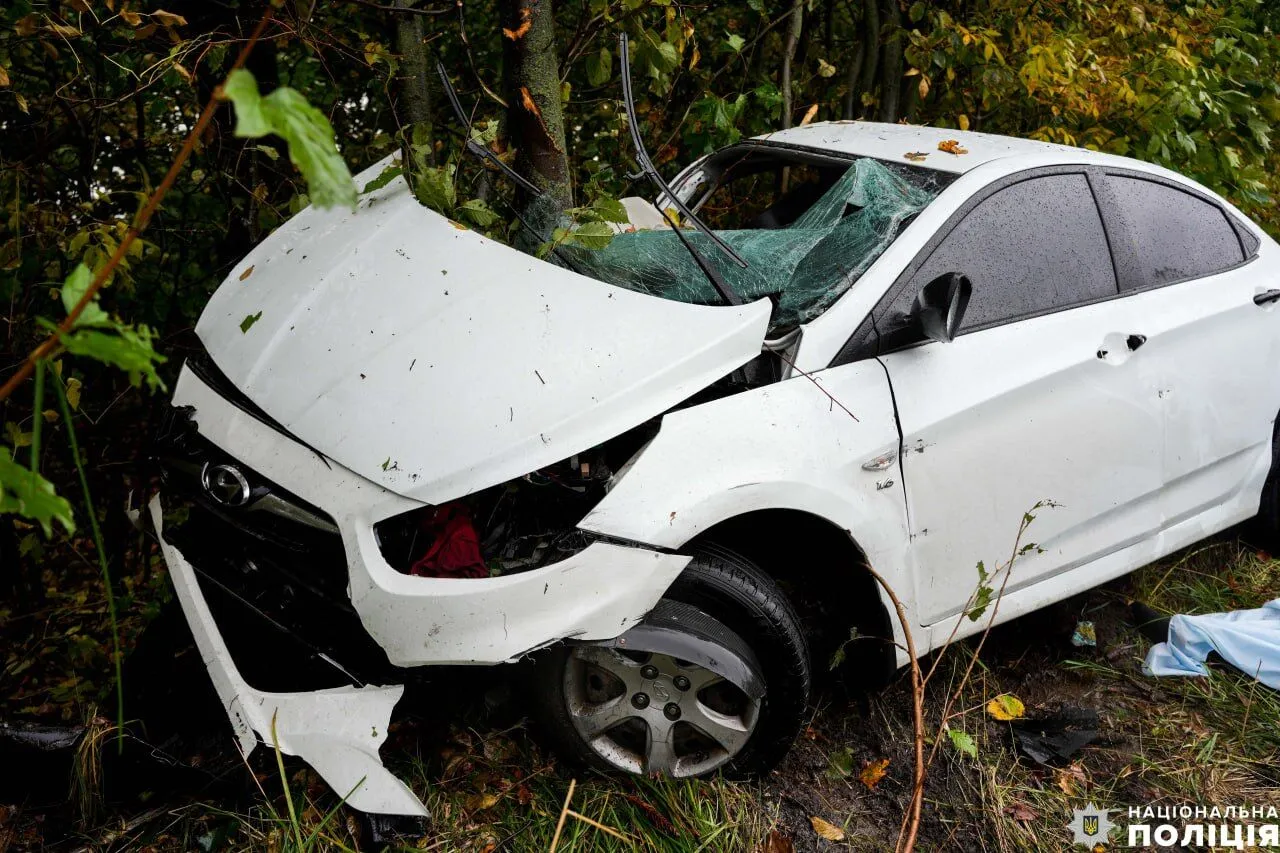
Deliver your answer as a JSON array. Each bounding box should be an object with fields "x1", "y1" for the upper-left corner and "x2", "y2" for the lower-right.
[
  {"x1": 856, "y1": 0, "x2": 880, "y2": 119},
  {"x1": 502, "y1": 0, "x2": 571, "y2": 229},
  {"x1": 394, "y1": 0, "x2": 435, "y2": 162},
  {"x1": 779, "y1": 0, "x2": 805, "y2": 130},
  {"x1": 876, "y1": 0, "x2": 902, "y2": 122}
]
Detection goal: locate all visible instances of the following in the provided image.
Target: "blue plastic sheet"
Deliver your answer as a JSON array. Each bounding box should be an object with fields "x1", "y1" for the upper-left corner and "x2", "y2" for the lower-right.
[{"x1": 1143, "y1": 599, "x2": 1280, "y2": 689}]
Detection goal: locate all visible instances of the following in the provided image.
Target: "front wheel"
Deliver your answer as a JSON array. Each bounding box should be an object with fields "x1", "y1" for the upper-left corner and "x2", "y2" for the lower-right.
[
  {"x1": 1256, "y1": 429, "x2": 1280, "y2": 546},
  {"x1": 529, "y1": 546, "x2": 810, "y2": 777}
]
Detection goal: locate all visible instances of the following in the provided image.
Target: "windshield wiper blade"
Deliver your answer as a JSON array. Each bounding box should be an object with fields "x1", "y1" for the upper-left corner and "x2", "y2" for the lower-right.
[
  {"x1": 436, "y1": 64, "x2": 594, "y2": 274},
  {"x1": 618, "y1": 34, "x2": 747, "y2": 308},
  {"x1": 436, "y1": 63, "x2": 542, "y2": 198}
]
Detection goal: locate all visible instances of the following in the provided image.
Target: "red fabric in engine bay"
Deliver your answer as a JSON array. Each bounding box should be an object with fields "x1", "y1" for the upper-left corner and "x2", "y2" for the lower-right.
[{"x1": 408, "y1": 502, "x2": 488, "y2": 578}]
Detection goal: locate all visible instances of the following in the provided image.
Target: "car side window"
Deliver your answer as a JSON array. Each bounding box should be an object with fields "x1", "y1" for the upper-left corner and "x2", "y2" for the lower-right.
[
  {"x1": 1104, "y1": 175, "x2": 1243, "y2": 289},
  {"x1": 907, "y1": 173, "x2": 1117, "y2": 332}
]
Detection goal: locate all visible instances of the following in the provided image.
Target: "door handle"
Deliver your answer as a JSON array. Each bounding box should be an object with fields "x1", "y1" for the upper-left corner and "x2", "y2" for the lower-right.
[
  {"x1": 1125, "y1": 334, "x2": 1147, "y2": 351},
  {"x1": 1254, "y1": 289, "x2": 1280, "y2": 306}
]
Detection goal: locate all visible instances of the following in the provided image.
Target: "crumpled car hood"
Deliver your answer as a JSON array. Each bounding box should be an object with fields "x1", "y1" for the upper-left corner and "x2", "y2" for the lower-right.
[{"x1": 196, "y1": 160, "x2": 772, "y2": 504}]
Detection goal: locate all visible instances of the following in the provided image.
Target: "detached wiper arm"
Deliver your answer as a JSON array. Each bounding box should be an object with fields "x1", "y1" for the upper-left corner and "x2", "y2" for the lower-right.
[
  {"x1": 618, "y1": 34, "x2": 745, "y2": 307},
  {"x1": 436, "y1": 63, "x2": 542, "y2": 198}
]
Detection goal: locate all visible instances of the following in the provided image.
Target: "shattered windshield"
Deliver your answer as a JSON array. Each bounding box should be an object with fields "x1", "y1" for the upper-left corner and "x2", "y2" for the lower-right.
[{"x1": 575, "y1": 147, "x2": 953, "y2": 328}]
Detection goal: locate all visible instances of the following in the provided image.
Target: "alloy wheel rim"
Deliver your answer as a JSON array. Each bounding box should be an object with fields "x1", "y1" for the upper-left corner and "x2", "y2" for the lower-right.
[{"x1": 563, "y1": 645, "x2": 760, "y2": 777}]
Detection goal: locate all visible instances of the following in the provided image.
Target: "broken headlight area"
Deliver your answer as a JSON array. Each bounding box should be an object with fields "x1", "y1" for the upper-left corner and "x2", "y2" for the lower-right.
[
  {"x1": 376, "y1": 449, "x2": 621, "y2": 578},
  {"x1": 154, "y1": 420, "x2": 399, "y2": 691}
]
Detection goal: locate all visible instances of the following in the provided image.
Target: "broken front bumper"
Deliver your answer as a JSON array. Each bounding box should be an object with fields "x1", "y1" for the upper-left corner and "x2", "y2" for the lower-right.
[
  {"x1": 150, "y1": 362, "x2": 691, "y2": 813},
  {"x1": 149, "y1": 495, "x2": 427, "y2": 816}
]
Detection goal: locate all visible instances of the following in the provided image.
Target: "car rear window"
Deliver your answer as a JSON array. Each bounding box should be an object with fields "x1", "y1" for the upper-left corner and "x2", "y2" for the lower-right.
[{"x1": 1105, "y1": 175, "x2": 1244, "y2": 289}]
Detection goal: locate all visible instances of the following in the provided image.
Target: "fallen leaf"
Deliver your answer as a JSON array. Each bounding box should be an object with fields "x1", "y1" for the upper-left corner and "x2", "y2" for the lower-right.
[
  {"x1": 938, "y1": 139, "x2": 969, "y2": 155},
  {"x1": 238, "y1": 264, "x2": 254, "y2": 281},
  {"x1": 515, "y1": 784, "x2": 533, "y2": 805},
  {"x1": 1005, "y1": 802, "x2": 1038, "y2": 822},
  {"x1": 465, "y1": 791, "x2": 500, "y2": 812},
  {"x1": 809, "y1": 816, "x2": 845, "y2": 842},
  {"x1": 799, "y1": 103, "x2": 819, "y2": 126},
  {"x1": 986, "y1": 694, "x2": 1026, "y2": 721},
  {"x1": 46, "y1": 23, "x2": 83, "y2": 37},
  {"x1": 151, "y1": 9, "x2": 188, "y2": 26},
  {"x1": 240, "y1": 311, "x2": 262, "y2": 333},
  {"x1": 120, "y1": 9, "x2": 143, "y2": 26},
  {"x1": 0, "y1": 66, "x2": 9, "y2": 88},
  {"x1": 760, "y1": 830, "x2": 795, "y2": 853},
  {"x1": 858, "y1": 757, "x2": 890, "y2": 789},
  {"x1": 904, "y1": 151, "x2": 929, "y2": 162},
  {"x1": 1055, "y1": 762, "x2": 1087, "y2": 795}
]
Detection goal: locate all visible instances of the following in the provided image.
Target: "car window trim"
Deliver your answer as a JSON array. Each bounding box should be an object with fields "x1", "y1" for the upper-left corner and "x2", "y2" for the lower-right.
[
  {"x1": 832, "y1": 164, "x2": 1120, "y2": 366},
  {"x1": 1094, "y1": 168, "x2": 1257, "y2": 296}
]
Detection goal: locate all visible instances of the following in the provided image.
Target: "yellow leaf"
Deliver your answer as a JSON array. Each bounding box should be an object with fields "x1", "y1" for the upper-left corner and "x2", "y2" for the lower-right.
[
  {"x1": 809, "y1": 816, "x2": 845, "y2": 842},
  {"x1": 799, "y1": 103, "x2": 819, "y2": 126},
  {"x1": 986, "y1": 693, "x2": 1025, "y2": 720},
  {"x1": 46, "y1": 23, "x2": 83, "y2": 37},
  {"x1": 0, "y1": 65, "x2": 8, "y2": 87},
  {"x1": 465, "y1": 791, "x2": 500, "y2": 812},
  {"x1": 66, "y1": 377, "x2": 82, "y2": 411},
  {"x1": 42, "y1": 409, "x2": 59, "y2": 424},
  {"x1": 918, "y1": 76, "x2": 929, "y2": 100},
  {"x1": 938, "y1": 139, "x2": 968, "y2": 155},
  {"x1": 151, "y1": 9, "x2": 187, "y2": 26},
  {"x1": 958, "y1": 114, "x2": 970, "y2": 131},
  {"x1": 120, "y1": 8, "x2": 142, "y2": 26},
  {"x1": 858, "y1": 757, "x2": 890, "y2": 789}
]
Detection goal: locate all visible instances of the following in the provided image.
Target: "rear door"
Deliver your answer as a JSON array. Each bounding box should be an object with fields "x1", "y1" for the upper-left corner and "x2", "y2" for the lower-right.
[
  {"x1": 1095, "y1": 172, "x2": 1280, "y2": 531},
  {"x1": 869, "y1": 169, "x2": 1166, "y2": 626}
]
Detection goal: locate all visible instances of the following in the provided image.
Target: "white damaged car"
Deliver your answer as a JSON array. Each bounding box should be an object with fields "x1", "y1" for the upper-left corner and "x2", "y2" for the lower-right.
[{"x1": 151, "y1": 120, "x2": 1280, "y2": 818}]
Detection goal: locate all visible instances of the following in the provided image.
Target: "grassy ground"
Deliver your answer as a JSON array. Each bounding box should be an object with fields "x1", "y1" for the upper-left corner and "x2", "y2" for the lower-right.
[{"x1": 3, "y1": 531, "x2": 1279, "y2": 851}]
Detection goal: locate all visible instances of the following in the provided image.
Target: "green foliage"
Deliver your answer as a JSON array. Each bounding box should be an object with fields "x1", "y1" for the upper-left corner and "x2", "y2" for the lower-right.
[
  {"x1": 948, "y1": 728, "x2": 978, "y2": 759},
  {"x1": 223, "y1": 69, "x2": 357, "y2": 211},
  {"x1": 44, "y1": 265, "x2": 167, "y2": 394},
  {"x1": 537, "y1": 196, "x2": 630, "y2": 258},
  {"x1": 0, "y1": 447, "x2": 74, "y2": 538}
]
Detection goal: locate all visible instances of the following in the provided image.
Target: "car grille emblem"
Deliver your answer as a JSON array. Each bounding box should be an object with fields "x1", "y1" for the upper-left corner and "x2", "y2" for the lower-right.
[{"x1": 200, "y1": 462, "x2": 251, "y2": 508}]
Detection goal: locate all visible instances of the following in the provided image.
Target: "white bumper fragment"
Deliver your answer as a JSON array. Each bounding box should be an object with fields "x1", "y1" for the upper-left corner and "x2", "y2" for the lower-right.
[{"x1": 149, "y1": 496, "x2": 428, "y2": 817}]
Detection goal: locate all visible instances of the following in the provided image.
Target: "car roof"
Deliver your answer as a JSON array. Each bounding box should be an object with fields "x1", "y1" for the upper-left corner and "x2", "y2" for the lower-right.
[{"x1": 754, "y1": 121, "x2": 1129, "y2": 175}]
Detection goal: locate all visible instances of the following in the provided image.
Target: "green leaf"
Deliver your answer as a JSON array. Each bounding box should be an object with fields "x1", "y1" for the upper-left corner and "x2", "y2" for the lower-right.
[
  {"x1": 410, "y1": 163, "x2": 458, "y2": 215},
  {"x1": 0, "y1": 447, "x2": 75, "y2": 537},
  {"x1": 240, "y1": 311, "x2": 263, "y2": 333},
  {"x1": 590, "y1": 197, "x2": 629, "y2": 224},
  {"x1": 586, "y1": 46, "x2": 612, "y2": 86},
  {"x1": 223, "y1": 68, "x2": 271, "y2": 137},
  {"x1": 362, "y1": 164, "x2": 402, "y2": 194},
  {"x1": 948, "y1": 729, "x2": 977, "y2": 759},
  {"x1": 564, "y1": 221, "x2": 615, "y2": 251},
  {"x1": 60, "y1": 325, "x2": 166, "y2": 392},
  {"x1": 223, "y1": 69, "x2": 356, "y2": 210},
  {"x1": 60, "y1": 264, "x2": 112, "y2": 328},
  {"x1": 726, "y1": 33, "x2": 746, "y2": 53},
  {"x1": 457, "y1": 198, "x2": 500, "y2": 228}
]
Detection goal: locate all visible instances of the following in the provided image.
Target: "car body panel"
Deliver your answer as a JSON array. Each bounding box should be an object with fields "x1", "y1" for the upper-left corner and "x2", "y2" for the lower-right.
[
  {"x1": 196, "y1": 160, "x2": 773, "y2": 506},
  {"x1": 880, "y1": 296, "x2": 1166, "y2": 625},
  {"x1": 170, "y1": 365, "x2": 691, "y2": 666},
  {"x1": 149, "y1": 496, "x2": 428, "y2": 817},
  {"x1": 579, "y1": 357, "x2": 914, "y2": 655}
]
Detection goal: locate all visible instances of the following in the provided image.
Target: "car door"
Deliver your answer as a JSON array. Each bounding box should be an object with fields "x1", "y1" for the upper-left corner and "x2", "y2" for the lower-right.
[
  {"x1": 1091, "y1": 172, "x2": 1280, "y2": 533},
  {"x1": 868, "y1": 169, "x2": 1166, "y2": 626}
]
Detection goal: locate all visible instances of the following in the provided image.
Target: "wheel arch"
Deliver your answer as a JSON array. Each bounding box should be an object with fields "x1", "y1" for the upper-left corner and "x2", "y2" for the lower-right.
[{"x1": 683, "y1": 508, "x2": 898, "y2": 687}]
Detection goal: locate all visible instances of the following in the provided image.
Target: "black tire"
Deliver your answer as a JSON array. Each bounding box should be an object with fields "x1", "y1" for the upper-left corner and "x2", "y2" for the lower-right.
[
  {"x1": 529, "y1": 544, "x2": 810, "y2": 778},
  {"x1": 1256, "y1": 428, "x2": 1280, "y2": 546}
]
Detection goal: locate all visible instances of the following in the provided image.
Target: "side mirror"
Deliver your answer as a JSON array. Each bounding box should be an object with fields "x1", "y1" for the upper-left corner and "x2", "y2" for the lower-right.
[{"x1": 913, "y1": 273, "x2": 972, "y2": 344}]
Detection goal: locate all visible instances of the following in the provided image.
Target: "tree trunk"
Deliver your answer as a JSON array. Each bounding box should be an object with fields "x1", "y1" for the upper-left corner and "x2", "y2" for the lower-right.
[
  {"x1": 876, "y1": 0, "x2": 903, "y2": 122},
  {"x1": 856, "y1": 0, "x2": 880, "y2": 119},
  {"x1": 779, "y1": 0, "x2": 805, "y2": 130},
  {"x1": 502, "y1": 0, "x2": 571, "y2": 231},
  {"x1": 394, "y1": 0, "x2": 435, "y2": 163},
  {"x1": 844, "y1": 36, "x2": 866, "y2": 119}
]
